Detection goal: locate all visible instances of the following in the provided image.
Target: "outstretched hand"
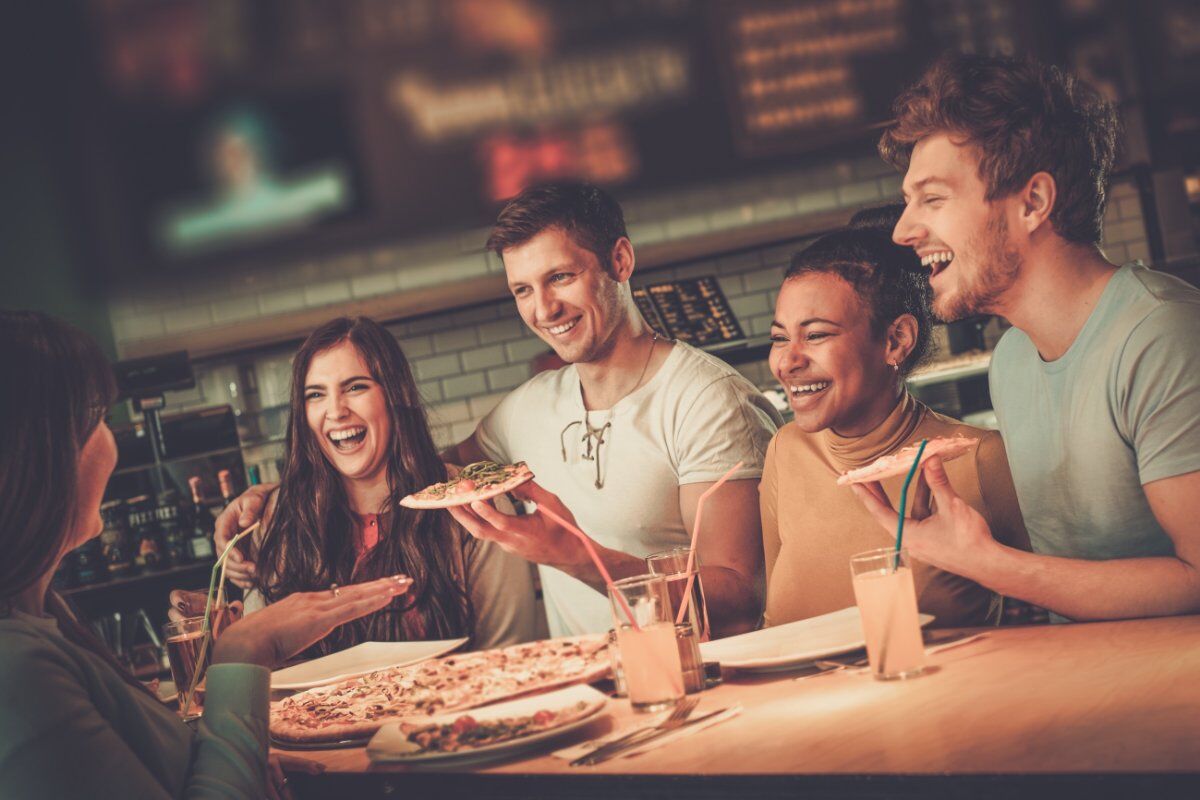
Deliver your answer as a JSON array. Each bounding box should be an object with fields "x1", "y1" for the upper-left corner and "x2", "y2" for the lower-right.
[
  {"x1": 850, "y1": 455, "x2": 998, "y2": 578},
  {"x1": 446, "y1": 480, "x2": 591, "y2": 573},
  {"x1": 212, "y1": 575, "x2": 412, "y2": 669}
]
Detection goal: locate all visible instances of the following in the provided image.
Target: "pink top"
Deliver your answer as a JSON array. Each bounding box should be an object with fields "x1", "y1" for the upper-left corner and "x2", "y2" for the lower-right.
[{"x1": 352, "y1": 512, "x2": 426, "y2": 639}]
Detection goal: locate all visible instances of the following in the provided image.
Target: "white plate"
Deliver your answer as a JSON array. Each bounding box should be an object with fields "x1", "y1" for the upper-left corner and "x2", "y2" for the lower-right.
[
  {"x1": 367, "y1": 684, "x2": 608, "y2": 765},
  {"x1": 271, "y1": 638, "x2": 468, "y2": 690},
  {"x1": 699, "y1": 607, "x2": 934, "y2": 673}
]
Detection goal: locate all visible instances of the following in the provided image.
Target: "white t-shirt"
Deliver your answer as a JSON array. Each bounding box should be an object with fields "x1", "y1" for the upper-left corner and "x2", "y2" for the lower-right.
[{"x1": 475, "y1": 341, "x2": 782, "y2": 636}]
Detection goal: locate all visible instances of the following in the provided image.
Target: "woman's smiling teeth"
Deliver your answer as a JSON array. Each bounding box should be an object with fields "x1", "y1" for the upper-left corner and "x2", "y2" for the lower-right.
[
  {"x1": 790, "y1": 381, "x2": 830, "y2": 396},
  {"x1": 547, "y1": 318, "x2": 579, "y2": 336},
  {"x1": 328, "y1": 426, "x2": 367, "y2": 451}
]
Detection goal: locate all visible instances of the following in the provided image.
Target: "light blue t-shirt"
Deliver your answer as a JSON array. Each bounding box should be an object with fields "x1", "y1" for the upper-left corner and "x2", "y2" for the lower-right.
[{"x1": 989, "y1": 263, "x2": 1200, "y2": 565}]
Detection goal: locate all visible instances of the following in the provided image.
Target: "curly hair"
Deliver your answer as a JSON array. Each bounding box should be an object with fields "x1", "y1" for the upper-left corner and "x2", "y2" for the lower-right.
[
  {"x1": 878, "y1": 53, "x2": 1120, "y2": 246},
  {"x1": 786, "y1": 222, "x2": 935, "y2": 375}
]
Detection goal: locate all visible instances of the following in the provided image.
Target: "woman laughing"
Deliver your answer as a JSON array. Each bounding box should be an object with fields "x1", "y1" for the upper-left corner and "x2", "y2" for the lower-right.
[{"x1": 761, "y1": 217, "x2": 1029, "y2": 628}]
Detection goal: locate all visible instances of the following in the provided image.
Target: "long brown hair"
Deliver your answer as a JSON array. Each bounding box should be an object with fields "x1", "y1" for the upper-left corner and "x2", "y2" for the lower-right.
[
  {"x1": 0, "y1": 311, "x2": 150, "y2": 693},
  {"x1": 257, "y1": 317, "x2": 473, "y2": 654}
]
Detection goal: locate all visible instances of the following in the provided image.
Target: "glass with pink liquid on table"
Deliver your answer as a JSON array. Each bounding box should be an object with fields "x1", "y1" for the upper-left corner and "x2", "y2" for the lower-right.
[
  {"x1": 608, "y1": 574, "x2": 685, "y2": 713},
  {"x1": 850, "y1": 547, "x2": 926, "y2": 680}
]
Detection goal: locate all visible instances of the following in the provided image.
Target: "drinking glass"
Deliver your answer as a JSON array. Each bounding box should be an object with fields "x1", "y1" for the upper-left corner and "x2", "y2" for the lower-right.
[
  {"x1": 646, "y1": 546, "x2": 711, "y2": 642},
  {"x1": 849, "y1": 547, "x2": 926, "y2": 681},
  {"x1": 608, "y1": 574, "x2": 685, "y2": 713},
  {"x1": 163, "y1": 616, "x2": 212, "y2": 720}
]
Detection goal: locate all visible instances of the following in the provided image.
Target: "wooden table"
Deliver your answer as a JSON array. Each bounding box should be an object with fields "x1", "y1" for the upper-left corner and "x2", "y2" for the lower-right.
[{"x1": 280, "y1": 615, "x2": 1200, "y2": 798}]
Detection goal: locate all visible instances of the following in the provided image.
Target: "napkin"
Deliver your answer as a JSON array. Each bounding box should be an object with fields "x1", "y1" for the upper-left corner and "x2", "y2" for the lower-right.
[{"x1": 554, "y1": 703, "x2": 742, "y2": 762}]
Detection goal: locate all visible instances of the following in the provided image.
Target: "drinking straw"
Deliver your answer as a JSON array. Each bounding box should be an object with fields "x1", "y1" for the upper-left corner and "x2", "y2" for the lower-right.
[
  {"x1": 181, "y1": 523, "x2": 258, "y2": 717},
  {"x1": 675, "y1": 461, "x2": 743, "y2": 625},
  {"x1": 535, "y1": 504, "x2": 640, "y2": 631},
  {"x1": 874, "y1": 440, "x2": 928, "y2": 677},
  {"x1": 893, "y1": 440, "x2": 928, "y2": 563}
]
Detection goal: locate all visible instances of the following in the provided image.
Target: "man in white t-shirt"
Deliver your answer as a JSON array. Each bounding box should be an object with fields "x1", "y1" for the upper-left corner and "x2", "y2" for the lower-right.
[
  {"x1": 854, "y1": 53, "x2": 1200, "y2": 621},
  {"x1": 443, "y1": 183, "x2": 782, "y2": 638}
]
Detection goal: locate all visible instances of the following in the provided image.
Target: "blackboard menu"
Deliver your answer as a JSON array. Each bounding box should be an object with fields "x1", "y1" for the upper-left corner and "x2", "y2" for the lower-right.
[{"x1": 633, "y1": 277, "x2": 745, "y2": 348}]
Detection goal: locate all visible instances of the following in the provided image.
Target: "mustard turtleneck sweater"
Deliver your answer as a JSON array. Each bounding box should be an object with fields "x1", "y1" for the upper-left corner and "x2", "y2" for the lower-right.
[{"x1": 761, "y1": 392, "x2": 1029, "y2": 628}]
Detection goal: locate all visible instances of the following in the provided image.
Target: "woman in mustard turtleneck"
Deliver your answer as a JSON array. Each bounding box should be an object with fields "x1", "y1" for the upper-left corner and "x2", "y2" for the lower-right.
[{"x1": 761, "y1": 220, "x2": 1029, "y2": 628}]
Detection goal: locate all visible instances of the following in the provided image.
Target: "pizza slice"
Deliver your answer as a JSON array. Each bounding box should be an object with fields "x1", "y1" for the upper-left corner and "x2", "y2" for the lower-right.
[
  {"x1": 396, "y1": 700, "x2": 595, "y2": 754},
  {"x1": 835, "y1": 436, "x2": 978, "y2": 486},
  {"x1": 400, "y1": 460, "x2": 534, "y2": 509}
]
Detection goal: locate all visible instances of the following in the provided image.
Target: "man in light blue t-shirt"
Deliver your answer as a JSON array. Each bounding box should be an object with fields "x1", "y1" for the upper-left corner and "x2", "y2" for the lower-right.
[{"x1": 853, "y1": 53, "x2": 1200, "y2": 622}]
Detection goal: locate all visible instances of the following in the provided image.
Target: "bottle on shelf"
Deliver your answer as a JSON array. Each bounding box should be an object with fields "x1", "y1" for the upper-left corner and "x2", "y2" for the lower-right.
[
  {"x1": 99, "y1": 499, "x2": 136, "y2": 578},
  {"x1": 128, "y1": 495, "x2": 164, "y2": 572},
  {"x1": 218, "y1": 469, "x2": 238, "y2": 507},
  {"x1": 186, "y1": 476, "x2": 216, "y2": 562},
  {"x1": 247, "y1": 464, "x2": 261, "y2": 486},
  {"x1": 217, "y1": 469, "x2": 249, "y2": 603},
  {"x1": 156, "y1": 490, "x2": 189, "y2": 567}
]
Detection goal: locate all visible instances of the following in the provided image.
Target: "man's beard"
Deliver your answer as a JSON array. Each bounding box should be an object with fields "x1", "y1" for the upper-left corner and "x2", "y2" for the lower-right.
[{"x1": 934, "y1": 210, "x2": 1022, "y2": 321}]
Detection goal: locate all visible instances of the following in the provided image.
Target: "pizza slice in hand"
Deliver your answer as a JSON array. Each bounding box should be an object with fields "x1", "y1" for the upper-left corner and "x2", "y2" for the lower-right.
[
  {"x1": 400, "y1": 461, "x2": 534, "y2": 509},
  {"x1": 835, "y1": 436, "x2": 978, "y2": 486}
]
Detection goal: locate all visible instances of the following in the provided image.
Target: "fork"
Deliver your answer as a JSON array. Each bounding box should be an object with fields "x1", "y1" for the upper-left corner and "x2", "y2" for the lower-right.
[{"x1": 570, "y1": 696, "x2": 699, "y2": 767}]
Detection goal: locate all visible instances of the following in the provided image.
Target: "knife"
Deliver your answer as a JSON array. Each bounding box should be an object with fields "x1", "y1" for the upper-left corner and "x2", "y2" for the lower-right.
[{"x1": 574, "y1": 707, "x2": 732, "y2": 766}]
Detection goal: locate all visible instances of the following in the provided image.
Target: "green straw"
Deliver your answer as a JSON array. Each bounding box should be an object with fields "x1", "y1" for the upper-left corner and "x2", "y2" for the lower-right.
[
  {"x1": 893, "y1": 439, "x2": 928, "y2": 567},
  {"x1": 181, "y1": 523, "x2": 257, "y2": 717}
]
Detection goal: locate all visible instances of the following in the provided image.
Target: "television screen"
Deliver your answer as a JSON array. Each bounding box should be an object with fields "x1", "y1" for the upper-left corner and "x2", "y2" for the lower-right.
[{"x1": 113, "y1": 88, "x2": 366, "y2": 265}]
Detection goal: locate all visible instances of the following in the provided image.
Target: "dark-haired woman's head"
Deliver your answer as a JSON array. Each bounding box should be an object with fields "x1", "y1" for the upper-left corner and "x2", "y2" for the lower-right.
[
  {"x1": 260, "y1": 317, "x2": 471, "y2": 653},
  {"x1": 0, "y1": 311, "x2": 117, "y2": 608},
  {"x1": 769, "y1": 227, "x2": 934, "y2": 435}
]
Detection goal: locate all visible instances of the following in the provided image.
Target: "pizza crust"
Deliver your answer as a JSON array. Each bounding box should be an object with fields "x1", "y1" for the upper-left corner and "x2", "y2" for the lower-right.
[{"x1": 836, "y1": 436, "x2": 978, "y2": 486}]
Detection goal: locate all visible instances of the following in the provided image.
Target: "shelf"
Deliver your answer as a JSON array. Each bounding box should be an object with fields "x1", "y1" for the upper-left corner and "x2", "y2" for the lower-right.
[
  {"x1": 111, "y1": 447, "x2": 243, "y2": 477},
  {"x1": 62, "y1": 560, "x2": 216, "y2": 597},
  {"x1": 708, "y1": 340, "x2": 994, "y2": 390},
  {"x1": 240, "y1": 435, "x2": 287, "y2": 448},
  {"x1": 906, "y1": 350, "x2": 992, "y2": 388}
]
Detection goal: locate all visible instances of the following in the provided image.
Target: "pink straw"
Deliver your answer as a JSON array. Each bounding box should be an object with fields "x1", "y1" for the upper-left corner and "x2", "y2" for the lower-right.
[
  {"x1": 536, "y1": 504, "x2": 640, "y2": 631},
  {"x1": 675, "y1": 461, "x2": 743, "y2": 625}
]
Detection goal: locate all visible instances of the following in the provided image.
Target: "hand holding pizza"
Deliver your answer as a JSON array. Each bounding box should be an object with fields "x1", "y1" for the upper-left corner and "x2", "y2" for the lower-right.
[
  {"x1": 446, "y1": 480, "x2": 592, "y2": 574},
  {"x1": 212, "y1": 575, "x2": 412, "y2": 669},
  {"x1": 850, "y1": 456, "x2": 1000, "y2": 581}
]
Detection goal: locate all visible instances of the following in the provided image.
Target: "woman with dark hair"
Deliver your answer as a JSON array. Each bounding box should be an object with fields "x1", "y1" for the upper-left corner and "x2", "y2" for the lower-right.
[
  {"x1": 239, "y1": 316, "x2": 537, "y2": 653},
  {"x1": 761, "y1": 215, "x2": 1029, "y2": 628},
  {"x1": 0, "y1": 311, "x2": 409, "y2": 798}
]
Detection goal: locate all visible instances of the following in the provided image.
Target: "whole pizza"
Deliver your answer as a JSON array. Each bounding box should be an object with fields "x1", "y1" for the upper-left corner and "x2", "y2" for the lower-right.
[
  {"x1": 400, "y1": 460, "x2": 534, "y2": 509},
  {"x1": 835, "y1": 436, "x2": 979, "y2": 486},
  {"x1": 270, "y1": 636, "x2": 609, "y2": 744}
]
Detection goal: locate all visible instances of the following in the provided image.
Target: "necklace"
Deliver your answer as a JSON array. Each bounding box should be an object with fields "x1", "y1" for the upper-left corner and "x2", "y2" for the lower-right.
[{"x1": 559, "y1": 333, "x2": 659, "y2": 488}]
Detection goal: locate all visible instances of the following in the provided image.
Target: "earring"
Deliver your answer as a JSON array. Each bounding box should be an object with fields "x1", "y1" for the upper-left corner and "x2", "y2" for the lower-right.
[{"x1": 888, "y1": 361, "x2": 899, "y2": 372}]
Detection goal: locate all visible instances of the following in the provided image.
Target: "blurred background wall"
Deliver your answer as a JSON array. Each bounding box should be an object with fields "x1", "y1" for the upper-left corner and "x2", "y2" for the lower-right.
[{"x1": 3, "y1": 0, "x2": 1198, "y2": 461}]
